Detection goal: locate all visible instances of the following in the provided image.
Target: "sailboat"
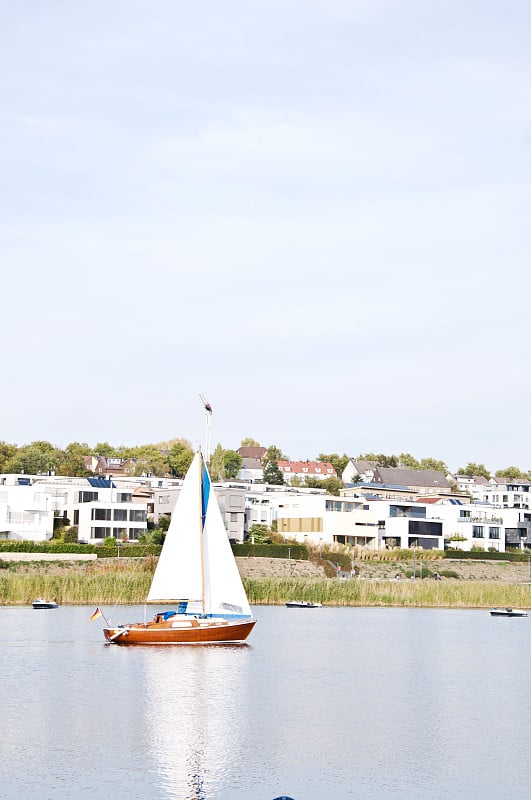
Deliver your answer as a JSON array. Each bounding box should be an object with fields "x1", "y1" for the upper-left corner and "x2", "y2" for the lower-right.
[{"x1": 103, "y1": 450, "x2": 256, "y2": 645}]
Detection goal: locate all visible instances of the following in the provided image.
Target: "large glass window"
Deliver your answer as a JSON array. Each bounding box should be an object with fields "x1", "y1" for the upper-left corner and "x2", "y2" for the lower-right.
[
  {"x1": 79, "y1": 491, "x2": 98, "y2": 503},
  {"x1": 489, "y1": 527, "x2": 500, "y2": 539},
  {"x1": 92, "y1": 508, "x2": 111, "y2": 521},
  {"x1": 472, "y1": 525, "x2": 484, "y2": 538},
  {"x1": 129, "y1": 509, "x2": 146, "y2": 522},
  {"x1": 91, "y1": 527, "x2": 110, "y2": 538},
  {"x1": 113, "y1": 509, "x2": 127, "y2": 521},
  {"x1": 117, "y1": 493, "x2": 132, "y2": 503}
]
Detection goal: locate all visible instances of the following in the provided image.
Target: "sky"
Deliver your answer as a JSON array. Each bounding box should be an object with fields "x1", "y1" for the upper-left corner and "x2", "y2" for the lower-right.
[{"x1": 1, "y1": 0, "x2": 530, "y2": 473}]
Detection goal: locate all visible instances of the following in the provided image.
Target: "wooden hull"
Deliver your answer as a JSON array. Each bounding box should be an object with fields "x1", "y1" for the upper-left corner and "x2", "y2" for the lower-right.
[{"x1": 103, "y1": 616, "x2": 256, "y2": 645}]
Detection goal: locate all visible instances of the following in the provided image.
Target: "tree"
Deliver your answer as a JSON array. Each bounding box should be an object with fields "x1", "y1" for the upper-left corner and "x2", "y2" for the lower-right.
[
  {"x1": 495, "y1": 466, "x2": 528, "y2": 481},
  {"x1": 209, "y1": 444, "x2": 225, "y2": 481},
  {"x1": 55, "y1": 451, "x2": 90, "y2": 477},
  {"x1": 5, "y1": 441, "x2": 60, "y2": 475},
  {"x1": 263, "y1": 460, "x2": 284, "y2": 485},
  {"x1": 318, "y1": 453, "x2": 350, "y2": 478},
  {"x1": 321, "y1": 476, "x2": 344, "y2": 496},
  {"x1": 168, "y1": 439, "x2": 194, "y2": 477},
  {"x1": 240, "y1": 437, "x2": 261, "y2": 447},
  {"x1": 125, "y1": 444, "x2": 170, "y2": 476},
  {"x1": 358, "y1": 452, "x2": 398, "y2": 467},
  {"x1": 223, "y1": 450, "x2": 243, "y2": 479},
  {"x1": 398, "y1": 452, "x2": 420, "y2": 469},
  {"x1": 0, "y1": 441, "x2": 17, "y2": 473},
  {"x1": 419, "y1": 457, "x2": 448, "y2": 473},
  {"x1": 457, "y1": 463, "x2": 491, "y2": 479},
  {"x1": 264, "y1": 445, "x2": 287, "y2": 463},
  {"x1": 94, "y1": 442, "x2": 117, "y2": 457}
]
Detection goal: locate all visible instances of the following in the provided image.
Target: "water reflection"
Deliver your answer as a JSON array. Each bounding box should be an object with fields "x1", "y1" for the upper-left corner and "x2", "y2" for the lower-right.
[{"x1": 143, "y1": 645, "x2": 251, "y2": 799}]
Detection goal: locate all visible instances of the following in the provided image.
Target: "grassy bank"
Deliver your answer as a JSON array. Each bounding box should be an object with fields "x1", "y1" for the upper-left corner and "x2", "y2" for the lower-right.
[
  {"x1": 1, "y1": 559, "x2": 531, "y2": 607},
  {"x1": 244, "y1": 578, "x2": 531, "y2": 608}
]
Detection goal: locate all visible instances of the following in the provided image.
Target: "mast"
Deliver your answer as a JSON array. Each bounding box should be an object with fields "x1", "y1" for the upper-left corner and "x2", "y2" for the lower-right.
[
  {"x1": 199, "y1": 449, "x2": 207, "y2": 618},
  {"x1": 199, "y1": 393, "x2": 213, "y2": 464}
]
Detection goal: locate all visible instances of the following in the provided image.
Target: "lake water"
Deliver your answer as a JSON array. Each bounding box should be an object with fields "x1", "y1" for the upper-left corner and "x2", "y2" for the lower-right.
[{"x1": 1, "y1": 604, "x2": 530, "y2": 800}]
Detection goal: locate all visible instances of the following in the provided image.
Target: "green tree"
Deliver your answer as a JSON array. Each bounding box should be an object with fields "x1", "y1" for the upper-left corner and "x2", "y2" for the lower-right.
[
  {"x1": 358, "y1": 452, "x2": 398, "y2": 467},
  {"x1": 209, "y1": 444, "x2": 225, "y2": 481},
  {"x1": 0, "y1": 441, "x2": 17, "y2": 473},
  {"x1": 318, "y1": 453, "x2": 350, "y2": 478},
  {"x1": 264, "y1": 445, "x2": 287, "y2": 463},
  {"x1": 223, "y1": 450, "x2": 243, "y2": 479},
  {"x1": 94, "y1": 442, "x2": 117, "y2": 457},
  {"x1": 457, "y1": 463, "x2": 491, "y2": 479},
  {"x1": 125, "y1": 444, "x2": 170, "y2": 476},
  {"x1": 399, "y1": 452, "x2": 420, "y2": 469},
  {"x1": 55, "y1": 451, "x2": 90, "y2": 477},
  {"x1": 65, "y1": 441, "x2": 93, "y2": 457},
  {"x1": 247, "y1": 524, "x2": 271, "y2": 544},
  {"x1": 495, "y1": 466, "x2": 528, "y2": 480},
  {"x1": 5, "y1": 440, "x2": 60, "y2": 475},
  {"x1": 419, "y1": 457, "x2": 448, "y2": 473},
  {"x1": 240, "y1": 437, "x2": 261, "y2": 447},
  {"x1": 263, "y1": 460, "x2": 284, "y2": 485},
  {"x1": 168, "y1": 439, "x2": 194, "y2": 477},
  {"x1": 321, "y1": 476, "x2": 344, "y2": 496}
]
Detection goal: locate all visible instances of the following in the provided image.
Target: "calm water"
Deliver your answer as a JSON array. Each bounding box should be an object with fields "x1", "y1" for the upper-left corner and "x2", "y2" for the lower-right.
[{"x1": 1, "y1": 604, "x2": 530, "y2": 800}]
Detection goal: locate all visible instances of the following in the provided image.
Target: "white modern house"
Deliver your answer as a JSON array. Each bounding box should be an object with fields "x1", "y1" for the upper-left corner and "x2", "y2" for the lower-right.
[
  {"x1": 0, "y1": 474, "x2": 149, "y2": 543},
  {"x1": 0, "y1": 480, "x2": 55, "y2": 541}
]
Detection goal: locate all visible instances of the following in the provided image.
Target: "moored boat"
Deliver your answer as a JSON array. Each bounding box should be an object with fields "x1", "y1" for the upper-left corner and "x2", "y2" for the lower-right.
[
  {"x1": 490, "y1": 607, "x2": 528, "y2": 617},
  {"x1": 102, "y1": 449, "x2": 256, "y2": 645},
  {"x1": 32, "y1": 599, "x2": 59, "y2": 609},
  {"x1": 286, "y1": 600, "x2": 322, "y2": 608}
]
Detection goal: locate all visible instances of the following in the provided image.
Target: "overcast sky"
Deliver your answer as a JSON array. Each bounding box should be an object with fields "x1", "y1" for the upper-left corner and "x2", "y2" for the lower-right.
[{"x1": 1, "y1": 1, "x2": 530, "y2": 472}]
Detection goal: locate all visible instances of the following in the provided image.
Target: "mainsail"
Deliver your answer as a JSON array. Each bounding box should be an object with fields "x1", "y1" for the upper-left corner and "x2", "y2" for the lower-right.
[{"x1": 147, "y1": 451, "x2": 252, "y2": 619}]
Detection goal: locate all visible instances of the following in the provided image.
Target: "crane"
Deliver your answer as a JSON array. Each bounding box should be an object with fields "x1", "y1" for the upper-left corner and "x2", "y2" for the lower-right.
[{"x1": 199, "y1": 393, "x2": 213, "y2": 463}]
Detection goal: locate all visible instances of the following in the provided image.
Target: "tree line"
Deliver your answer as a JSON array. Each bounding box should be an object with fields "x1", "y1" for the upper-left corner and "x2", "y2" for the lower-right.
[{"x1": 0, "y1": 437, "x2": 528, "y2": 487}]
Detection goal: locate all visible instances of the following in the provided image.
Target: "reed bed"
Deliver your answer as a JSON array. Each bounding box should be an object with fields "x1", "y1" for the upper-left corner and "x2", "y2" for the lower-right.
[
  {"x1": 0, "y1": 561, "x2": 152, "y2": 605},
  {"x1": 243, "y1": 578, "x2": 531, "y2": 609},
  {"x1": 2, "y1": 559, "x2": 531, "y2": 608}
]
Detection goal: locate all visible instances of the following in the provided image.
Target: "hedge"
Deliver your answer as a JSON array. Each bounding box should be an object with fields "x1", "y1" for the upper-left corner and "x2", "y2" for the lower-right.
[{"x1": 232, "y1": 543, "x2": 309, "y2": 559}]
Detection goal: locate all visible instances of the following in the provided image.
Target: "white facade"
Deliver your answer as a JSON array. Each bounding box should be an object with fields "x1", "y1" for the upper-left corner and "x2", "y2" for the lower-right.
[{"x1": 0, "y1": 483, "x2": 55, "y2": 541}]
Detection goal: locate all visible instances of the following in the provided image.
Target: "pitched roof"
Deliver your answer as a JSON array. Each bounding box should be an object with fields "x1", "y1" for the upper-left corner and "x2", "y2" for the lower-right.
[
  {"x1": 277, "y1": 460, "x2": 336, "y2": 477},
  {"x1": 237, "y1": 446, "x2": 268, "y2": 461},
  {"x1": 373, "y1": 467, "x2": 450, "y2": 489}
]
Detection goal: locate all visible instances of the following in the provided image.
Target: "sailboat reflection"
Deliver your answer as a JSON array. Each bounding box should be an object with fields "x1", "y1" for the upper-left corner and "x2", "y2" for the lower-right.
[{"x1": 144, "y1": 644, "x2": 251, "y2": 799}]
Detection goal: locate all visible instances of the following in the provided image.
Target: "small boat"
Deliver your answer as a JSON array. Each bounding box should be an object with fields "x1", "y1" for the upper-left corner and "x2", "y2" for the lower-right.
[
  {"x1": 286, "y1": 600, "x2": 322, "y2": 609},
  {"x1": 32, "y1": 599, "x2": 59, "y2": 609},
  {"x1": 102, "y1": 450, "x2": 256, "y2": 645},
  {"x1": 490, "y1": 607, "x2": 528, "y2": 617}
]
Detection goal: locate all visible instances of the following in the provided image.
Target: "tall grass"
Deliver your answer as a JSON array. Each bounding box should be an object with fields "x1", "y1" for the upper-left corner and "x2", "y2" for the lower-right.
[
  {"x1": 243, "y1": 578, "x2": 531, "y2": 608},
  {"x1": 2, "y1": 559, "x2": 530, "y2": 608}
]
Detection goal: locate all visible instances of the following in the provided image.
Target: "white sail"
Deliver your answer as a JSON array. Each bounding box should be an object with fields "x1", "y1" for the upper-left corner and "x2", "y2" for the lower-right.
[
  {"x1": 147, "y1": 451, "x2": 252, "y2": 619},
  {"x1": 147, "y1": 452, "x2": 203, "y2": 603}
]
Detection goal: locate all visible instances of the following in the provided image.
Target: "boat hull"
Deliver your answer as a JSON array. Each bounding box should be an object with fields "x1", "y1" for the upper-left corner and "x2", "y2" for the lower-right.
[{"x1": 103, "y1": 617, "x2": 256, "y2": 645}]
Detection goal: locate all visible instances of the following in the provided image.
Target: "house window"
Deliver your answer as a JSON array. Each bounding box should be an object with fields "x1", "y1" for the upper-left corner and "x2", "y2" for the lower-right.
[
  {"x1": 91, "y1": 527, "x2": 110, "y2": 538},
  {"x1": 117, "y1": 493, "x2": 132, "y2": 503},
  {"x1": 489, "y1": 527, "x2": 500, "y2": 539},
  {"x1": 472, "y1": 525, "x2": 484, "y2": 538},
  {"x1": 113, "y1": 509, "x2": 127, "y2": 521},
  {"x1": 129, "y1": 509, "x2": 146, "y2": 522},
  {"x1": 128, "y1": 528, "x2": 140, "y2": 540},
  {"x1": 158, "y1": 495, "x2": 170, "y2": 504},
  {"x1": 92, "y1": 508, "x2": 111, "y2": 521},
  {"x1": 79, "y1": 491, "x2": 98, "y2": 503}
]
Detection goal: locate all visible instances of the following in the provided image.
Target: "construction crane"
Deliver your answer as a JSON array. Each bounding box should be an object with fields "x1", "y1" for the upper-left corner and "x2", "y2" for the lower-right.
[{"x1": 199, "y1": 394, "x2": 213, "y2": 463}]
